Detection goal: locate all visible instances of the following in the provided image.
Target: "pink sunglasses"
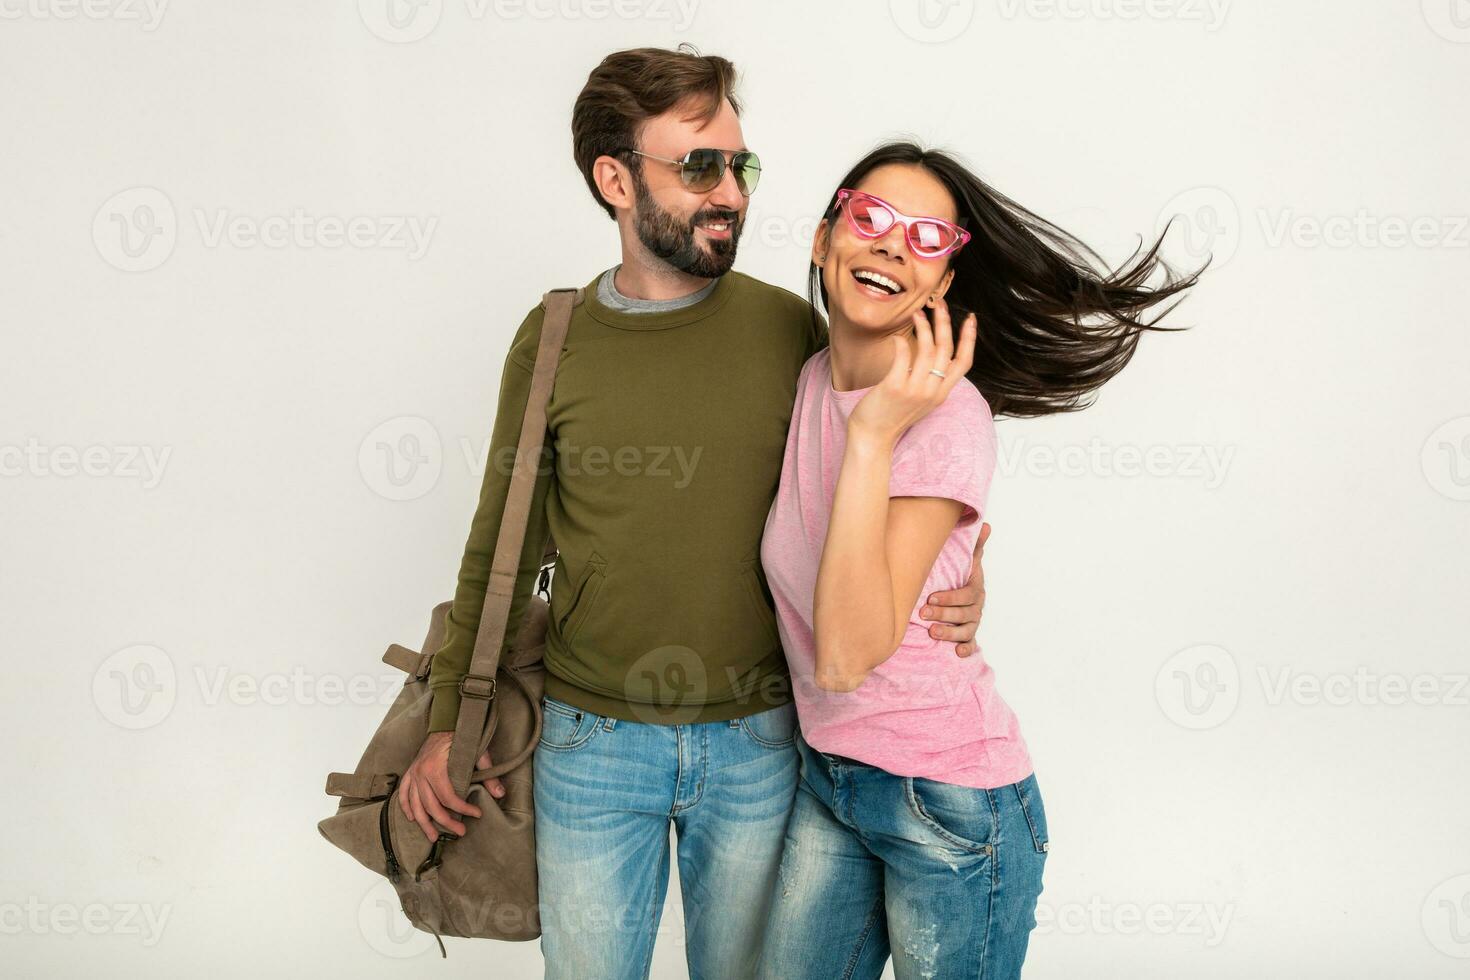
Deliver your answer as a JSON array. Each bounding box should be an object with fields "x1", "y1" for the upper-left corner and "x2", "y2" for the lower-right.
[{"x1": 834, "y1": 188, "x2": 971, "y2": 259}]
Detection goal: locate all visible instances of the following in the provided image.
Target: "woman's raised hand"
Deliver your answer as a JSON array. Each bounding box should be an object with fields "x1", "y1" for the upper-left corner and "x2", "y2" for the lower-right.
[{"x1": 848, "y1": 298, "x2": 976, "y2": 445}]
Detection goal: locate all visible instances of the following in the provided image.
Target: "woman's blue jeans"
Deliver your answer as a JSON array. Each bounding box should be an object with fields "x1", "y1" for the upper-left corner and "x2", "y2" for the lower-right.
[{"x1": 755, "y1": 729, "x2": 1049, "y2": 980}]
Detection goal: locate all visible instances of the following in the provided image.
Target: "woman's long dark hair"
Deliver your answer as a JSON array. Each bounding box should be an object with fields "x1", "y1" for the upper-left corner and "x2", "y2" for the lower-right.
[{"x1": 809, "y1": 142, "x2": 1206, "y2": 418}]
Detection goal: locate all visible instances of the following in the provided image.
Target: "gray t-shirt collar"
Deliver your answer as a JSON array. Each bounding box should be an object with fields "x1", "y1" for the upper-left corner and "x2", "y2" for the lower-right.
[{"x1": 597, "y1": 264, "x2": 720, "y2": 314}]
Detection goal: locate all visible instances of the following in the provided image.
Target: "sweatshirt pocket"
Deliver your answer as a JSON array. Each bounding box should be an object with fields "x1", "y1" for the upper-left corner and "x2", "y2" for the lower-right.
[{"x1": 556, "y1": 551, "x2": 607, "y2": 646}]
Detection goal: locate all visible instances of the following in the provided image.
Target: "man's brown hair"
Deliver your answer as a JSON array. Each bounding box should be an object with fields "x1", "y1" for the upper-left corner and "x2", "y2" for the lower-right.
[{"x1": 572, "y1": 44, "x2": 742, "y2": 220}]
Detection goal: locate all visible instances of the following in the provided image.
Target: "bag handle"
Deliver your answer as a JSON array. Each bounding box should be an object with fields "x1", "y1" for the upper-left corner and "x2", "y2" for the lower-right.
[{"x1": 446, "y1": 287, "x2": 580, "y2": 800}]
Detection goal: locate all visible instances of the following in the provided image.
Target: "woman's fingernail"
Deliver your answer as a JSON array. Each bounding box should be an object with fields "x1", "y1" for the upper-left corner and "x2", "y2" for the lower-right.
[{"x1": 921, "y1": 605, "x2": 932, "y2": 617}]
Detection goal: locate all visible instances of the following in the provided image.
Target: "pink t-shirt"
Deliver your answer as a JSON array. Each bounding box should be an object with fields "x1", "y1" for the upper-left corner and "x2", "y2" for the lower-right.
[{"x1": 760, "y1": 347, "x2": 1032, "y2": 789}]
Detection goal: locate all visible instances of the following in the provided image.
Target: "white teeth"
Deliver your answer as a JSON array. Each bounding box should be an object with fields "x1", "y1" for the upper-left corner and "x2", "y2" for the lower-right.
[
  {"x1": 853, "y1": 269, "x2": 903, "y2": 294},
  {"x1": 705, "y1": 222, "x2": 729, "y2": 231}
]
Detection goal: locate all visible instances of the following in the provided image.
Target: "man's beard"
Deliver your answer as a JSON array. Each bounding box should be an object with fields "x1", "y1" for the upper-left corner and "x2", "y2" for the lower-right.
[{"x1": 630, "y1": 167, "x2": 742, "y2": 279}]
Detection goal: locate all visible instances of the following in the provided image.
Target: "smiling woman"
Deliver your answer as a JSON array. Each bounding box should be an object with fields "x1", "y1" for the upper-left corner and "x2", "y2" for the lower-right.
[
  {"x1": 808, "y1": 141, "x2": 1204, "y2": 418},
  {"x1": 753, "y1": 139, "x2": 1206, "y2": 979}
]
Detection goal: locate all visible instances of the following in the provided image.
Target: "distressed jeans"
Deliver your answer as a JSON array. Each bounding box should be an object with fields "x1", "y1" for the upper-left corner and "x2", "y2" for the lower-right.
[
  {"x1": 533, "y1": 694, "x2": 800, "y2": 980},
  {"x1": 756, "y1": 729, "x2": 1049, "y2": 980}
]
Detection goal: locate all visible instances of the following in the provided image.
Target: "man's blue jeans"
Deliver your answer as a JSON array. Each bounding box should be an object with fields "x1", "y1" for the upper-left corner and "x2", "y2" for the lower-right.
[
  {"x1": 533, "y1": 694, "x2": 800, "y2": 980},
  {"x1": 755, "y1": 730, "x2": 1050, "y2": 980}
]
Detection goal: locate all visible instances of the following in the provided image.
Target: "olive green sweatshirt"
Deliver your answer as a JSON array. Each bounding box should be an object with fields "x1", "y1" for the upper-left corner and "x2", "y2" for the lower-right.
[{"x1": 426, "y1": 269, "x2": 828, "y2": 732}]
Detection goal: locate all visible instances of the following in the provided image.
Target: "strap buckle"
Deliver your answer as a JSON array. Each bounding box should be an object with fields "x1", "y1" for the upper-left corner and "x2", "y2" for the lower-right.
[
  {"x1": 415, "y1": 832, "x2": 455, "y2": 882},
  {"x1": 458, "y1": 673, "x2": 498, "y2": 700}
]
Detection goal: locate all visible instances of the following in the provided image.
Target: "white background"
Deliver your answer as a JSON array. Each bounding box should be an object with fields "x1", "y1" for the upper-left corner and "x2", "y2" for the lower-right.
[{"x1": 2, "y1": 1, "x2": 1468, "y2": 977}]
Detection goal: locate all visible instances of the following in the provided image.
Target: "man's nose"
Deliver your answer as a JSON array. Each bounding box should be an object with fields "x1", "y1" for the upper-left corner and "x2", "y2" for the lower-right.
[{"x1": 704, "y1": 160, "x2": 745, "y2": 212}]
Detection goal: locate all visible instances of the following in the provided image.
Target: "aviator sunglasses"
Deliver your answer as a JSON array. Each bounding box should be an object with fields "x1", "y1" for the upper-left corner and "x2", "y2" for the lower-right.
[
  {"x1": 621, "y1": 147, "x2": 763, "y2": 197},
  {"x1": 834, "y1": 188, "x2": 971, "y2": 259}
]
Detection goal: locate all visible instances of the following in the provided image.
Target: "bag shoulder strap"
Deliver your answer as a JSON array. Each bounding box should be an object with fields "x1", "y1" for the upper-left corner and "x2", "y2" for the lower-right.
[{"x1": 447, "y1": 286, "x2": 581, "y2": 797}]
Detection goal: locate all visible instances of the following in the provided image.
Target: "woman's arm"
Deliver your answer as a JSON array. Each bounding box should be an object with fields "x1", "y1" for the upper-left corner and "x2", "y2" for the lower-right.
[
  {"x1": 812, "y1": 303, "x2": 977, "y2": 691},
  {"x1": 812, "y1": 426, "x2": 965, "y2": 691}
]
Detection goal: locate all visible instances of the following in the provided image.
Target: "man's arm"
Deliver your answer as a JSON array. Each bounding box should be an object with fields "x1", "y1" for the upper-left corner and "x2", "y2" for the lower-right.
[
  {"x1": 425, "y1": 306, "x2": 556, "y2": 732},
  {"x1": 919, "y1": 521, "x2": 990, "y2": 657},
  {"x1": 401, "y1": 305, "x2": 558, "y2": 842}
]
